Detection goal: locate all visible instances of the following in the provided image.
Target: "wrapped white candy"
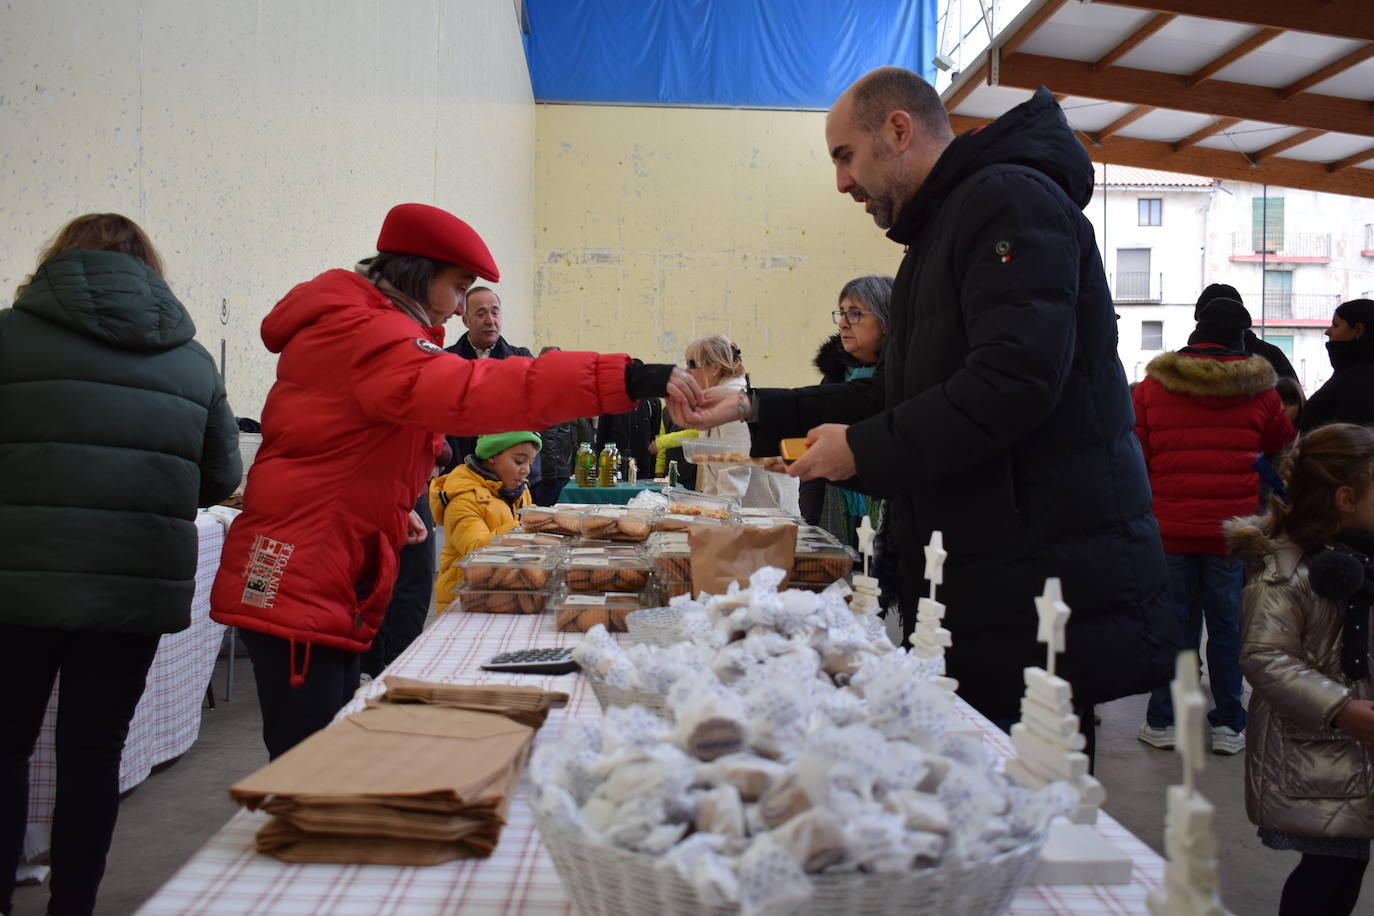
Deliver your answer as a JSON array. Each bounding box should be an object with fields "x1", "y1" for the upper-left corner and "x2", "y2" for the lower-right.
[
  {"x1": 658, "y1": 833, "x2": 741, "y2": 908},
  {"x1": 737, "y1": 834, "x2": 812, "y2": 916},
  {"x1": 770, "y1": 807, "x2": 847, "y2": 873},
  {"x1": 694, "y1": 783, "x2": 746, "y2": 838}
]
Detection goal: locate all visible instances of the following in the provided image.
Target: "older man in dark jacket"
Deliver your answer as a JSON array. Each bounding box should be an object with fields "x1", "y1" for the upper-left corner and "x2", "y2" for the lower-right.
[{"x1": 680, "y1": 69, "x2": 1177, "y2": 725}]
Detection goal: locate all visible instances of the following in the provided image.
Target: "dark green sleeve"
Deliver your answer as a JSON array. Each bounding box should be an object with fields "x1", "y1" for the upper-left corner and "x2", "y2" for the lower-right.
[{"x1": 199, "y1": 379, "x2": 242, "y2": 506}]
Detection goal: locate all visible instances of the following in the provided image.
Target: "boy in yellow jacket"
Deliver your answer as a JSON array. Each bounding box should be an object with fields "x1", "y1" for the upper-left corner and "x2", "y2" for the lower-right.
[{"x1": 430, "y1": 431, "x2": 540, "y2": 605}]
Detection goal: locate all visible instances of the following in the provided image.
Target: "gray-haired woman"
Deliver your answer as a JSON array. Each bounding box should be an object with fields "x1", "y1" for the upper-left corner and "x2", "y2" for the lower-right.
[{"x1": 800, "y1": 276, "x2": 893, "y2": 542}]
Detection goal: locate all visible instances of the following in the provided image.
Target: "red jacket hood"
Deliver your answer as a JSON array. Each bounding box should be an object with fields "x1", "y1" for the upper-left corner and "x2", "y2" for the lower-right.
[{"x1": 262, "y1": 269, "x2": 443, "y2": 353}]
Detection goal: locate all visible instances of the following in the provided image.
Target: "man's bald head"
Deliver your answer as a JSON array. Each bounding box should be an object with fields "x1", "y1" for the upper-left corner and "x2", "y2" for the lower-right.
[{"x1": 845, "y1": 67, "x2": 953, "y2": 144}]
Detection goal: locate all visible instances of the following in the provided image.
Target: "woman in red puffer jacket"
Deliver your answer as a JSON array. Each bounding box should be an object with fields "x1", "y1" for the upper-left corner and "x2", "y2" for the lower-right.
[
  {"x1": 212, "y1": 203, "x2": 700, "y2": 758},
  {"x1": 1131, "y1": 297, "x2": 1295, "y2": 756}
]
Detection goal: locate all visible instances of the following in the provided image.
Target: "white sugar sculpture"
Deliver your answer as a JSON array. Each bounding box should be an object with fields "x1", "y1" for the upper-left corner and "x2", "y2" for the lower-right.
[
  {"x1": 848, "y1": 514, "x2": 882, "y2": 617},
  {"x1": 1014, "y1": 578, "x2": 1130, "y2": 885},
  {"x1": 1146, "y1": 651, "x2": 1226, "y2": 916},
  {"x1": 905, "y1": 530, "x2": 957, "y2": 692}
]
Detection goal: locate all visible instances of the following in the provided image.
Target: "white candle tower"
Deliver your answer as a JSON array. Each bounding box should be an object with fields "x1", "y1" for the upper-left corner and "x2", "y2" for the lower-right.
[
  {"x1": 1005, "y1": 579, "x2": 1105, "y2": 825},
  {"x1": 906, "y1": 530, "x2": 957, "y2": 692},
  {"x1": 1147, "y1": 651, "x2": 1225, "y2": 916},
  {"x1": 849, "y1": 514, "x2": 882, "y2": 616}
]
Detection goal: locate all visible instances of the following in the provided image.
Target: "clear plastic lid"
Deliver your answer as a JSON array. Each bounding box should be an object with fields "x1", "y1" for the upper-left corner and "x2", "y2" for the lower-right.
[
  {"x1": 518, "y1": 505, "x2": 586, "y2": 536},
  {"x1": 578, "y1": 506, "x2": 656, "y2": 542},
  {"x1": 458, "y1": 549, "x2": 560, "y2": 590}
]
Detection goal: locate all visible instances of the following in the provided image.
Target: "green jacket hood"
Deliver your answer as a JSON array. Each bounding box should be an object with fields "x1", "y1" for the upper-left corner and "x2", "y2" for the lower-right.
[{"x1": 13, "y1": 249, "x2": 196, "y2": 351}]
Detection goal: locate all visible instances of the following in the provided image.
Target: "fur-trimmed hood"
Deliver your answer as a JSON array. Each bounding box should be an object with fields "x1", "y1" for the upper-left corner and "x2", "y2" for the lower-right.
[
  {"x1": 812, "y1": 333, "x2": 871, "y2": 384},
  {"x1": 1145, "y1": 348, "x2": 1277, "y2": 399}
]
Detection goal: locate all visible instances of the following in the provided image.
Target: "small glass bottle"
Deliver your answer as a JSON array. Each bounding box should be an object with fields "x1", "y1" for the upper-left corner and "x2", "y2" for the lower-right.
[
  {"x1": 597, "y1": 442, "x2": 616, "y2": 487},
  {"x1": 667, "y1": 459, "x2": 679, "y2": 487}
]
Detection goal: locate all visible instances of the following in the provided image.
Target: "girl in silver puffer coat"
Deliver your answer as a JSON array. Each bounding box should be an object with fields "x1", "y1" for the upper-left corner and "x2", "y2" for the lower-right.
[{"x1": 1227, "y1": 423, "x2": 1374, "y2": 916}]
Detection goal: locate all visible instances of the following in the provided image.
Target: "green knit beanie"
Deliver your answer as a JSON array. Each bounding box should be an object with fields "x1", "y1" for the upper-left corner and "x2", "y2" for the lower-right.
[{"x1": 475, "y1": 431, "x2": 542, "y2": 459}]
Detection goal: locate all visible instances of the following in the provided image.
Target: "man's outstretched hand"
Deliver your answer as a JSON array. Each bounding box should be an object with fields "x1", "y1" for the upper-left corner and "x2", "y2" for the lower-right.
[{"x1": 787, "y1": 424, "x2": 856, "y2": 482}]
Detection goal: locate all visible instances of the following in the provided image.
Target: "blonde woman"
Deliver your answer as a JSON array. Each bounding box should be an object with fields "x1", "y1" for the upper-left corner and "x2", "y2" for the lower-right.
[{"x1": 684, "y1": 335, "x2": 799, "y2": 512}]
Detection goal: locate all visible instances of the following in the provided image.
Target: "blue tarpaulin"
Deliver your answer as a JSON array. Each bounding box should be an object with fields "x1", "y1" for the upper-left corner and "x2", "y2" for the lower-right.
[{"x1": 524, "y1": 0, "x2": 937, "y2": 110}]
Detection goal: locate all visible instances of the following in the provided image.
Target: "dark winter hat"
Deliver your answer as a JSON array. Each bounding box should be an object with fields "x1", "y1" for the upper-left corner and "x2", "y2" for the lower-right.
[
  {"x1": 377, "y1": 203, "x2": 500, "y2": 282},
  {"x1": 475, "y1": 431, "x2": 542, "y2": 460},
  {"x1": 1190, "y1": 298, "x2": 1251, "y2": 351},
  {"x1": 1194, "y1": 283, "x2": 1244, "y2": 321},
  {"x1": 1335, "y1": 298, "x2": 1374, "y2": 336}
]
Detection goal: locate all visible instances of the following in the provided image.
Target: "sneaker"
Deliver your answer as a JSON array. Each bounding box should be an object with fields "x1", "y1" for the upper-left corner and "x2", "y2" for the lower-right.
[
  {"x1": 1211, "y1": 725, "x2": 1245, "y2": 755},
  {"x1": 1137, "y1": 723, "x2": 1176, "y2": 749}
]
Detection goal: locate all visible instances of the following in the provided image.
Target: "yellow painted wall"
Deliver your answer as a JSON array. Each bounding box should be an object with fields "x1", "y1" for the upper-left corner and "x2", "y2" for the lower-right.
[
  {"x1": 533, "y1": 105, "x2": 905, "y2": 389},
  {"x1": 1, "y1": 0, "x2": 534, "y2": 417}
]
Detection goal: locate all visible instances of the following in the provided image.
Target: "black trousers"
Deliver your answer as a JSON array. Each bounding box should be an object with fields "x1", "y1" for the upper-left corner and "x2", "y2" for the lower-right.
[
  {"x1": 0, "y1": 624, "x2": 160, "y2": 916},
  {"x1": 362, "y1": 497, "x2": 434, "y2": 678},
  {"x1": 1281, "y1": 853, "x2": 1368, "y2": 916},
  {"x1": 240, "y1": 628, "x2": 360, "y2": 760}
]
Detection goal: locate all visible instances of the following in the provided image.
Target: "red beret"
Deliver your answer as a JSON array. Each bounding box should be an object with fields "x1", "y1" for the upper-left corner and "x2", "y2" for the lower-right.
[{"x1": 376, "y1": 203, "x2": 500, "y2": 282}]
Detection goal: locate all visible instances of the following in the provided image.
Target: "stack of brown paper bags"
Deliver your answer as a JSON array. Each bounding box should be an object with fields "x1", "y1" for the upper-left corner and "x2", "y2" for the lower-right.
[{"x1": 229, "y1": 678, "x2": 568, "y2": 865}]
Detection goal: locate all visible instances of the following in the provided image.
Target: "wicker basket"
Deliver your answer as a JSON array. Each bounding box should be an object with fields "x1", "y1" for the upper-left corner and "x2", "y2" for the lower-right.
[
  {"x1": 587, "y1": 675, "x2": 673, "y2": 720},
  {"x1": 534, "y1": 808, "x2": 1045, "y2": 916},
  {"x1": 625, "y1": 606, "x2": 688, "y2": 648}
]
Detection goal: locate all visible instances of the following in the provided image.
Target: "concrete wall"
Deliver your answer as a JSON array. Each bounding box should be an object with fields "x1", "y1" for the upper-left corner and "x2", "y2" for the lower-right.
[
  {"x1": 1, "y1": 0, "x2": 534, "y2": 417},
  {"x1": 532, "y1": 104, "x2": 903, "y2": 389}
]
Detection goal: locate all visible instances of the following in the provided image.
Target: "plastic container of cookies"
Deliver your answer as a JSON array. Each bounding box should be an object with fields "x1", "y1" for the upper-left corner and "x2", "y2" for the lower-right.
[
  {"x1": 645, "y1": 534, "x2": 692, "y2": 584},
  {"x1": 577, "y1": 507, "x2": 656, "y2": 542},
  {"x1": 518, "y1": 505, "x2": 586, "y2": 537},
  {"x1": 658, "y1": 486, "x2": 735, "y2": 520},
  {"x1": 549, "y1": 587, "x2": 655, "y2": 632},
  {"x1": 458, "y1": 549, "x2": 560, "y2": 590},
  {"x1": 562, "y1": 551, "x2": 653, "y2": 592},
  {"x1": 651, "y1": 511, "x2": 731, "y2": 533},
  {"x1": 455, "y1": 588, "x2": 550, "y2": 614}
]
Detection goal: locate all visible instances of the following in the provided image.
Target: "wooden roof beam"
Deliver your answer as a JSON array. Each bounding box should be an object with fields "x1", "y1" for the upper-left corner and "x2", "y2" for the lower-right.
[
  {"x1": 1253, "y1": 129, "x2": 1327, "y2": 162},
  {"x1": 1174, "y1": 117, "x2": 1242, "y2": 152},
  {"x1": 1280, "y1": 43, "x2": 1374, "y2": 100},
  {"x1": 1329, "y1": 145, "x2": 1374, "y2": 173},
  {"x1": 998, "y1": 53, "x2": 1374, "y2": 136},
  {"x1": 1091, "y1": 106, "x2": 1155, "y2": 144},
  {"x1": 1187, "y1": 28, "x2": 1283, "y2": 89},
  {"x1": 948, "y1": 113, "x2": 1374, "y2": 198},
  {"x1": 1095, "y1": 13, "x2": 1176, "y2": 72},
  {"x1": 999, "y1": 0, "x2": 1070, "y2": 57},
  {"x1": 1090, "y1": 0, "x2": 1374, "y2": 44}
]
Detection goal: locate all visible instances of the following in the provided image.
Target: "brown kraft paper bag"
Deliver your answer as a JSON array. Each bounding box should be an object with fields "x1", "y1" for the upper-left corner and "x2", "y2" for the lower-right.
[{"x1": 688, "y1": 523, "x2": 798, "y2": 595}]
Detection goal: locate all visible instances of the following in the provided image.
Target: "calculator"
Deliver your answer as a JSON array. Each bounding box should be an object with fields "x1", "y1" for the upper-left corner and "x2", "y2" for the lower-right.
[{"x1": 480, "y1": 647, "x2": 579, "y2": 675}]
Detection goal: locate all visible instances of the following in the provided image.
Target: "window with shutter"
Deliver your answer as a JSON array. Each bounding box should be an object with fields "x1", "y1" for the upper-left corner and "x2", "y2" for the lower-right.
[{"x1": 1251, "y1": 197, "x2": 1285, "y2": 252}]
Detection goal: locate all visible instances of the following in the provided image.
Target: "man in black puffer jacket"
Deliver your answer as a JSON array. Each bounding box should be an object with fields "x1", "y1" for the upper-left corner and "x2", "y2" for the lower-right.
[
  {"x1": 0, "y1": 216, "x2": 239, "y2": 916},
  {"x1": 683, "y1": 69, "x2": 1178, "y2": 726}
]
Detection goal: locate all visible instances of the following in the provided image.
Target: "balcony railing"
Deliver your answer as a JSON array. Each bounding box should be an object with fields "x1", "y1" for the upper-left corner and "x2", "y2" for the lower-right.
[
  {"x1": 1230, "y1": 231, "x2": 1332, "y2": 261},
  {"x1": 1241, "y1": 291, "x2": 1341, "y2": 321},
  {"x1": 1112, "y1": 271, "x2": 1162, "y2": 303}
]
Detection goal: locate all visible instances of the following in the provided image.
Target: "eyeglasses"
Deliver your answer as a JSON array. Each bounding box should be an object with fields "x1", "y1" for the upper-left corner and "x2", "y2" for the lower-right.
[{"x1": 832, "y1": 308, "x2": 873, "y2": 326}]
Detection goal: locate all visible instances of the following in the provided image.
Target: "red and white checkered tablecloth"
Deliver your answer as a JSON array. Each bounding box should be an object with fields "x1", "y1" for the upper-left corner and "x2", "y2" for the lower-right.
[
  {"x1": 25, "y1": 512, "x2": 230, "y2": 861},
  {"x1": 137, "y1": 607, "x2": 1165, "y2": 915}
]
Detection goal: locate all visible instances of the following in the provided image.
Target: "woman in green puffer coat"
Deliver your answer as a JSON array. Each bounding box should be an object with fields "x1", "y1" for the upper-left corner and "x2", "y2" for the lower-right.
[{"x1": 0, "y1": 214, "x2": 240, "y2": 916}]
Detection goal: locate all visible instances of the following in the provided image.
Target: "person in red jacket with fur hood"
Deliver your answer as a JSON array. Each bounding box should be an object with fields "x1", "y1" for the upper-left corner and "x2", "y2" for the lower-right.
[
  {"x1": 212, "y1": 203, "x2": 701, "y2": 758},
  {"x1": 1131, "y1": 298, "x2": 1295, "y2": 756}
]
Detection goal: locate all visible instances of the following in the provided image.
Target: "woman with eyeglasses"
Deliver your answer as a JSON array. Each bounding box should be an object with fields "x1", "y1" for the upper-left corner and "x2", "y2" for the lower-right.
[
  {"x1": 802, "y1": 276, "x2": 893, "y2": 544},
  {"x1": 683, "y1": 334, "x2": 799, "y2": 511}
]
